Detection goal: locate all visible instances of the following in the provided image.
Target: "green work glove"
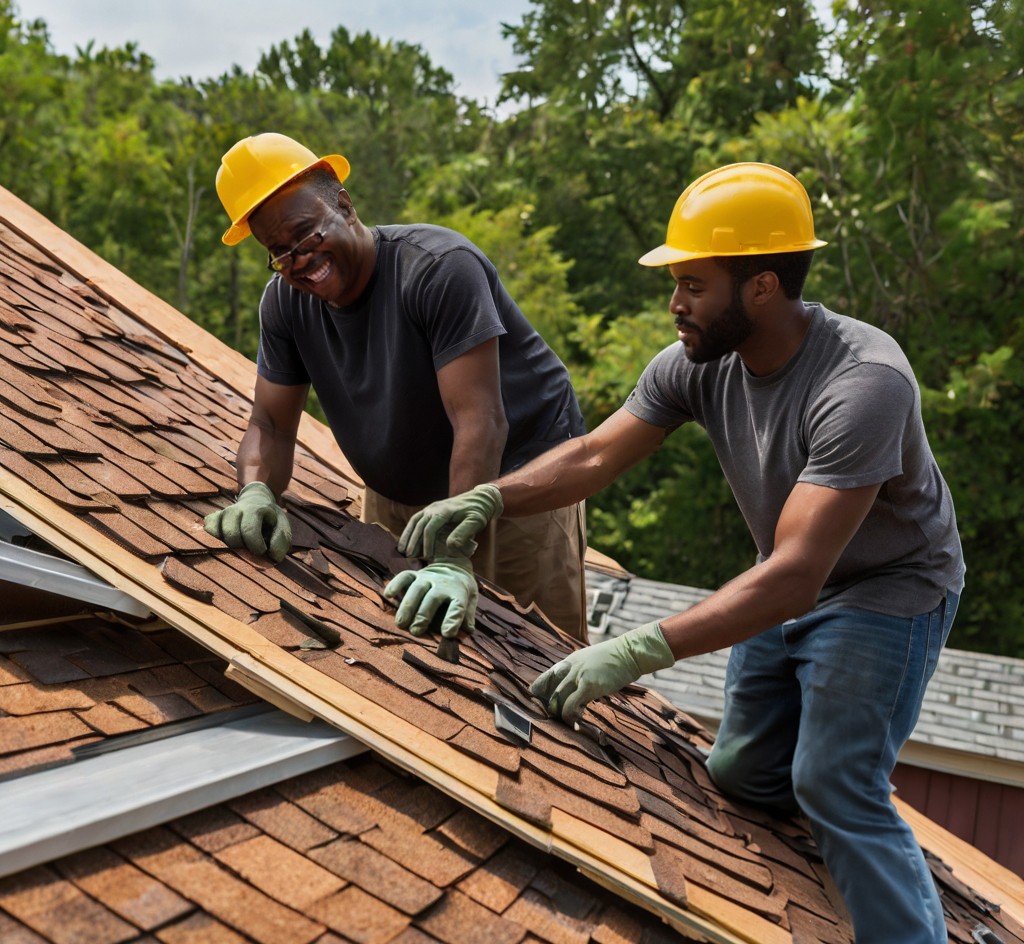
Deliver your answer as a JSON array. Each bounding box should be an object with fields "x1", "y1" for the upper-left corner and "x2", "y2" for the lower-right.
[
  {"x1": 383, "y1": 556, "x2": 478, "y2": 638},
  {"x1": 397, "y1": 484, "x2": 503, "y2": 560},
  {"x1": 203, "y1": 481, "x2": 292, "y2": 563},
  {"x1": 530, "y1": 621, "x2": 675, "y2": 722}
]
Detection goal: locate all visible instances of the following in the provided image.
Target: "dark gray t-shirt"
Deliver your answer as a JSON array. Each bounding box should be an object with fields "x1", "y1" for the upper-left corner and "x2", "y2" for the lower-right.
[
  {"x1": 257, "y1": 223, "x2": 585, "y2": 505},
  {"x1": 624, "y1": 304, "x2": 964, "y2": 616}
]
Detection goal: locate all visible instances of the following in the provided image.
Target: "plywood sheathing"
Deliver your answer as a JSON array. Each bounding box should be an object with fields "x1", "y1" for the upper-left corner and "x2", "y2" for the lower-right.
[
  {"x1": 0, "y1": 753, "x2": 692, "y2": 944},
  {"x1": 1, "y1": 189, "x2": 1022, "y2": 944}
]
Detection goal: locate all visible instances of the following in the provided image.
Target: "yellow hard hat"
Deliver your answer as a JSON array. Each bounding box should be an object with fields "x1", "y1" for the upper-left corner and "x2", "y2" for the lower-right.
[
  {"x1": 216, "y1": 132, "x2": 351, "y2": 246},
  {"x1": 639, "y1": 162, "x2": 827, "y2": 267}
]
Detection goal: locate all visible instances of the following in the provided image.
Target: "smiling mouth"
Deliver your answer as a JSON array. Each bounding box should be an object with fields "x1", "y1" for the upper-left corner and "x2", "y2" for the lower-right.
[{"x1": 303, "y1": 259, "x2": 332, "y2": 285}]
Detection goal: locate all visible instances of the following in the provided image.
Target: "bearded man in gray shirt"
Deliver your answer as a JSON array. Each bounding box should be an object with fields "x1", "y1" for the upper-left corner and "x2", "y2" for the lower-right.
[{"x1": 393, "y1": 162, "x2": 965, "y2": 944}]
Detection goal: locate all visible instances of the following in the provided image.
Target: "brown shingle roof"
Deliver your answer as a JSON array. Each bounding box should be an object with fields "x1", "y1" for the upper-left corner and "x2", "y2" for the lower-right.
[
  {"x1": 2, "y1": 753, "x2": 696, "y2": 944},
  {"x1": 0, "y1": 615, "x2": 259, "y2": 780},
  {"x1": 1, "y1": 185, "x2": 1022, "y2": 944}
]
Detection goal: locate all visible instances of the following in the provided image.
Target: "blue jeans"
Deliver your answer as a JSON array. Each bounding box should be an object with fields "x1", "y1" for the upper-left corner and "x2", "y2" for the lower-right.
[{"x1": 706, "y1": 591, "x2": 960, "y2": 944}]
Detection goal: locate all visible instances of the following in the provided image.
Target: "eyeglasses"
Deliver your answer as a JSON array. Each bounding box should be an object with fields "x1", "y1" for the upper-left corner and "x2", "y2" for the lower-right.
[{"x1": 266, "y1": 223, "x2": 328, "y2": 272}]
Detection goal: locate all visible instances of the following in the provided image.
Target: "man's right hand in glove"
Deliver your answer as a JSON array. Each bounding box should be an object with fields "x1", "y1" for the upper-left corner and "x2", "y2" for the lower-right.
[
  {"x1": 530, "y1": 621, "x2": 675, "y2": 722},
  {"x1": 398, "y1": 484, "x2": 503, "y2": 560},
  {"x1": 203, "y1": 481, "x2": 292, "y2": 563}
]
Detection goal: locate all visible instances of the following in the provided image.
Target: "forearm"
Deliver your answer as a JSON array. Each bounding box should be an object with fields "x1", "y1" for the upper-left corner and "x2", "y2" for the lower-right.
[
  {"x1": 236, "y1": 421, "x2": 296, "y2": 499},
  {"x1": 448, "y1": 415, "x2": 506, "y2": 496},
  {"x1": 659, "y1": 557, "x2": 821, "y2": 659},
  {"x1": 493, "y1": 409, "x2": 665, "y2": 517},
  {"x1": 661, "y1": 479, "x2": 878, "y2": 659},
  {"x1": 494, "y1": 435, "x2": 623, "y2": 517}
]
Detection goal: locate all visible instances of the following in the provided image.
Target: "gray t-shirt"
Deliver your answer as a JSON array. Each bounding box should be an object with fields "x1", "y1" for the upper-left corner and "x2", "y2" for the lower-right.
[
  {"x1": 624, "y1": 303, "x2": 964, "y2": 617},
  {"x1": 257, "y1": 223, "x2": 585, "y2": 505}
]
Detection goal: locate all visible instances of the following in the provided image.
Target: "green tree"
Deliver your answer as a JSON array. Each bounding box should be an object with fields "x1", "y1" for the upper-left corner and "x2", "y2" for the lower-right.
[
  {"x1": 257, "y1": 27, "x2": 486, "y2": 221},
  {"x1": 0, "y1": 2, "x2": 67, "y2": 206},
  {"x1": 494, "y1": 0, "x2": 824, "y2": 316},
  {"x1": 922, "y1": 349, "x2": 1024, "y2": 655}
]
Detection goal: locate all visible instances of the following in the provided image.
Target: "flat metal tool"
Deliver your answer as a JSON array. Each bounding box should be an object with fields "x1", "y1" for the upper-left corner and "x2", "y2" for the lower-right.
[
  {"x1": 572, "y1": 718, "x2": 626, "y2": 774},
  {"x1": 493, "y1": 701, "x2": 533, "y2": 745}
]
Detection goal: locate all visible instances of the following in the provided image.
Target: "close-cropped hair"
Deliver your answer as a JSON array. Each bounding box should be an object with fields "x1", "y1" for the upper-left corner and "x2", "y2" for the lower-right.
[
  {"x1": 297, "y1": 165, "x2": 345, "y2": 205},
  {"x1": 719, "y1": 250, "x2": 814, "y2": 300}
]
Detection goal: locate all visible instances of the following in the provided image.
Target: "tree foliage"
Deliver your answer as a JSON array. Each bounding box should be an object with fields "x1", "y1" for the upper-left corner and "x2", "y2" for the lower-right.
[
  {"x1": 1, "y1": 0, "x2": 1022, "y2": 653},
  {"x1": 493, "y1": 0, "x2": 824, "y2": 315}
]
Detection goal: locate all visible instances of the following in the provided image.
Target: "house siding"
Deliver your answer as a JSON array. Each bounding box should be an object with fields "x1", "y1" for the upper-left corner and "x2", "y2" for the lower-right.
[{"x1": 892, "y1": 764, "x2": 1024, "y2": 878}]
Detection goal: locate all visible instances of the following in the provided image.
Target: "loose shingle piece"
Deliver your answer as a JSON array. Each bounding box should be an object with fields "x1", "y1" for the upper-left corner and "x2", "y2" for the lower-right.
[{"x1": 1, "y1": 196, "x2": 1022, "y2": 944}]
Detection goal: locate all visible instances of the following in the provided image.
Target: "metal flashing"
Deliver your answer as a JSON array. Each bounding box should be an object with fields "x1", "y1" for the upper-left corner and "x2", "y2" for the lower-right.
[
  {"x1": 1, "y1": 510, "x2": 150, "y2": 618},
  {"x1": 0, "y1": 707, "x2": 365, "y2": 878}
]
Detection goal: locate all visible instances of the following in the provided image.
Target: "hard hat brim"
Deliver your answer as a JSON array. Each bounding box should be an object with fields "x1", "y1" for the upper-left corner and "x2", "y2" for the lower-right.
[
  {"x1": 638, "y1": 238, "x2": 828, "y2": 268},
  {"x1": 638, "y1": 244, "x2": 706, "y2": 267},
  {"x1": 221, "y1": 153, "x2": 351, "y2": 246}
]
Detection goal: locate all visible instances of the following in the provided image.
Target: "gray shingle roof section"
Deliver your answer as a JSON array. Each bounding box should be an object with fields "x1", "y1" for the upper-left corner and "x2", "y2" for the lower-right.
[{"x1": 585, "y1": 570, "x2": 1024, "y2": 767}]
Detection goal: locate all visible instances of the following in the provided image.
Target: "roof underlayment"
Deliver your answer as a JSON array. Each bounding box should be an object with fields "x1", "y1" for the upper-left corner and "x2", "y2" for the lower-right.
[{"x1": 1, "y1": 185, "x2": 1023, "y2": 944}]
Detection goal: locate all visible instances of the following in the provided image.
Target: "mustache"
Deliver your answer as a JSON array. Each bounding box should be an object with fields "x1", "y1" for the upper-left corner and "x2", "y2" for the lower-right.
[{"x1": 674, "y1": 317, "x2": 699, "y2": 332}]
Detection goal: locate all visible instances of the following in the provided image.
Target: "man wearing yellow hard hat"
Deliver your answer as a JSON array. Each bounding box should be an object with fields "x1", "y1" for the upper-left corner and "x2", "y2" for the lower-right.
[
  {"x1": 394, "y1": 162, "x2": 965, "y2": 944},
  {"x1": 205, "y1": 132, "x2": 589, "y2": 640}
]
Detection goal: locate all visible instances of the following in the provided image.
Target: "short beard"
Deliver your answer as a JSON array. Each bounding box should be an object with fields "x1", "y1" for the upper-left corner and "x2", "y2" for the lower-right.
[{"x1": 683, "y1": 280, "x2": 754, "y2": 364}]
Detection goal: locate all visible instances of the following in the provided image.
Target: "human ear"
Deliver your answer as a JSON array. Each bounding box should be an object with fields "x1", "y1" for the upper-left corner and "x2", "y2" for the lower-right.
[{"x1": 750, "y1": 270, "x2": 780, "y2": 305}]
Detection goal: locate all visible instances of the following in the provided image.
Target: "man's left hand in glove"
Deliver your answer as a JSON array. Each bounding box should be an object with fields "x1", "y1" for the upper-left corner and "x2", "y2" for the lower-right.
[
  {"x1": 530, "y1": 621, "x2": 675, "y2": 722},
  {"x1": 384, "y1": 556, "x2": 478, "y2": 638},
  {"x1": 397, "y1": 484, "x2": 503, "y2": 560}
]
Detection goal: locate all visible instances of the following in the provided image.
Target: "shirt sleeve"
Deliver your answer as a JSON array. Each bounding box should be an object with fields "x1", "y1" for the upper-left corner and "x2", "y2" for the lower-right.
[
  {"x1": 623, "y1": 344, "x2": 696, "y2": 430},
  {"x1": 799, "y1": 362, "x2": 915, "y2": 488},
  {"x1": 255, "y1": 278, "x2": 310, "y2": 386},
  {"x1": 412, "y1": 249, "x2": 507, "y2": 371}
]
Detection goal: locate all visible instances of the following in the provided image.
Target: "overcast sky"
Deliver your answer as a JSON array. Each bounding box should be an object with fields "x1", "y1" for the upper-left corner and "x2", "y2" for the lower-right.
[{"x1": 15, "y1": 0, "x2": 534, "y2": 109}]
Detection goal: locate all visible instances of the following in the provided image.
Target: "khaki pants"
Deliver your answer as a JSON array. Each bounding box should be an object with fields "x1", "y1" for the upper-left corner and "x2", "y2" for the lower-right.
[{"x1": 362, "y1": 487, "x2": 588, "y2": 641}]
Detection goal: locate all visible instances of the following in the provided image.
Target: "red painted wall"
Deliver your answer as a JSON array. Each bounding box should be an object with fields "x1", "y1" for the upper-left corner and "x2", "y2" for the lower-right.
[{"x1": 892, "y1": 763, "x2": 1024, "y2": 878}]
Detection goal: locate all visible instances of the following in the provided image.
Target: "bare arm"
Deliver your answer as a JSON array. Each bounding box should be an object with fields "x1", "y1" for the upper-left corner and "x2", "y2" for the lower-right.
[
  {"x1": 436, "y1": 338, "x2": 509, "y2": 495},
  {"x1": 495, "y1": 407, "x2": 671, "y2": 516},
  {"x1": 659, "y1": 480, "x2": 881, "y2": 659},
  {"x1": 236, "y1": 375, "x2": 309, "y2": 499}
]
